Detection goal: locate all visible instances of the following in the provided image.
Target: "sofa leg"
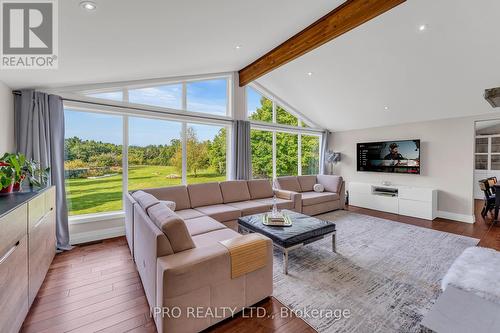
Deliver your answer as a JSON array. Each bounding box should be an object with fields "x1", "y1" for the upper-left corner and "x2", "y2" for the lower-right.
[{"x1": 332, "y1": 233, "x2": 336, "y2": 253}]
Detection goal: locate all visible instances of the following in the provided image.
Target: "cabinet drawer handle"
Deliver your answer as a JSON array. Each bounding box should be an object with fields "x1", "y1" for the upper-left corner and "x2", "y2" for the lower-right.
[
  {"x1": 34, "y1": 216, "x2": 46, "y2": 229},
  {"x1": 0, "y1": 241, "x2": 19, "y2": 264}
]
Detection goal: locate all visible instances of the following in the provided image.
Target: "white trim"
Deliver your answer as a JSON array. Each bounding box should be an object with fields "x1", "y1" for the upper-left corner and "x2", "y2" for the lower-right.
[
  {"x1": 63, "y1": 96, "x2": 233, "y2": 125},
  {"x1": 437, "y1": 211, "x2": 475, "y2": 224},
  {"x1": 47, "y1": 71, "x2": 234, "y2": 94},
  {"x1": 298, "y1": 133, "x2": 302, "y2": 176},
  {"x1": 122, "y1": 116, "x2": 129, "y2": 204},
  {"x1": 250, "y1": 120, "x2": 323, "y2": 134},
  {"x1": 70, "y1": 226, "x2": 126, "y2": 245},
  {"x1": 69, "y1": 211, "x2": 125, "y2": 225},
  {"x1": 181, "y1": 122, "x2": 187, "y2": 185}
]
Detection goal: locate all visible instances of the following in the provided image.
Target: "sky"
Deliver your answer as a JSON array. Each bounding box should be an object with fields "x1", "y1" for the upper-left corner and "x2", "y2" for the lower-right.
[
  {"x1": 247, "y1": 86, "x2": 264, "y2": 117},
  {"x1": 65, "y1": 79, "x2": 229, "y2": 146}
]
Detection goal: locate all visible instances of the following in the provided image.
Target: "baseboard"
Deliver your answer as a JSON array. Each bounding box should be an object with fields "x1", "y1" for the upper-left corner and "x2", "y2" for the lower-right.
[
  {"x1": 70, "y1": 226, "x2": 126, "y2": 245},
  {"x1": 437, "y1": 211, "x2": 475, "y2": 224}
]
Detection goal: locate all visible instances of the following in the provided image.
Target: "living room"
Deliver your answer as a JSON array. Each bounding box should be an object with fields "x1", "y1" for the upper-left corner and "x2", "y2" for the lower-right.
[{"x1": 1, "y1": 0, "x2": 500, "y2": 332}]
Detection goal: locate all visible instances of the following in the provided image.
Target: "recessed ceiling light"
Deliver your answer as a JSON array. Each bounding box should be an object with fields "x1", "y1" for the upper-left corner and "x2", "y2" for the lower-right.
[
  {"x1": 384, "y1": 106, "x2": 389, "y2": 110},
  {"x1": 418, "y1": 24, "x2": 427, "y2": 32},
  {"x1": 307, "y1": 72, "x2": 313, "y2": 76},
  {"x1": 235, "y1": 45, "x2": 242, "y2": 50},
  {"x1": 80, "y1": 1, "x2": 97, "y2": 11}
]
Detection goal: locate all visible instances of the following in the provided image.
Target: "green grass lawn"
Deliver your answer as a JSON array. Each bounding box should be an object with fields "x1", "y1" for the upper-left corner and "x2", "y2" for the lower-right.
[{"x1": 66, "y1": 165, "x2": 226, "y2": 216}]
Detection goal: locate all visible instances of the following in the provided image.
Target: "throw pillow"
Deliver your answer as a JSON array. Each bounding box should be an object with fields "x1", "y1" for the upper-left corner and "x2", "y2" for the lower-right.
[
  {"x1": 161, "y1": 200, "x2": 176, "y2": 211},
  {"x1": 313, "y1": 184, "x2": 324, "y2": 193}
]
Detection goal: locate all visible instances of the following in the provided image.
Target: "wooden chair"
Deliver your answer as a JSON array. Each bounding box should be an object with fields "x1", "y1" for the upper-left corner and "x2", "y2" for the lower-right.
[
  {"x1": 479, "y1": 179, "x2": 496, "y2": 217},
  {"x1": 487, "y1": 177, "x2": 497, "y2": 194}
]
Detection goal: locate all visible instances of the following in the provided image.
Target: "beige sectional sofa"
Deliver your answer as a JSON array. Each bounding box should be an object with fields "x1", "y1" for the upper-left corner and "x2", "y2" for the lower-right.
[
  {"x1": 274, "y1": 175, "x2": 345, "y2": 216},
  {"x1": 126, "y1": 188, "x2": 274, "y2": 333},
  {"x1": 123, "y1": 176, "x2": 344, "y2": 332}
]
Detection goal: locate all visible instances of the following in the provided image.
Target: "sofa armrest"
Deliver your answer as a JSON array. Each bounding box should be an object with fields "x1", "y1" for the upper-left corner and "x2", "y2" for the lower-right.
[
  {"x1": 274, "y1": 189, "x2": 302, "y2": 213},
  {"x1": 157, "y1": 235, "x2": 273, "y2": 299}
]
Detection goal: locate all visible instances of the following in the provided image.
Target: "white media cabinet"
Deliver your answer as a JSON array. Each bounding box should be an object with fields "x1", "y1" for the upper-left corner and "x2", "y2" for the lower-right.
[{"x1": 349, "y1": 182, "x2": 437, "y2": 220}]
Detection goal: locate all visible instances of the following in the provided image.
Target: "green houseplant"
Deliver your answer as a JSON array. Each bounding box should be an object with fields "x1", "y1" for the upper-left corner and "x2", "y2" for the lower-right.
[
  {"x1": 0, "y1": 153, "x2": 50, "y2": 191},
  {"x1": 23, "y1": 159, "x2": 50, "y2": 188},
  {"x1": 0, "y1": 161, "x2": 14, "y2": 193}
]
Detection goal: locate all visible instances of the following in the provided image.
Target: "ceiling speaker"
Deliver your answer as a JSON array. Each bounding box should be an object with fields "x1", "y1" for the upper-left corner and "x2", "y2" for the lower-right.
[{"x1": 485, "y1": 87, "x2": 500, "y2": 108}]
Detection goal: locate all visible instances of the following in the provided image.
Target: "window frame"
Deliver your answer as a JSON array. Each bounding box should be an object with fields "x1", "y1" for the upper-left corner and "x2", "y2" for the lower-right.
[
  {"x1": 246, "y1": 83, "x2": 323, "y2": 179},
  {"x1": 250, "y1": 124, "x2": 322, "y2": 179},
  {"x1": 62, "y1": 73, "x2": 234, "y2": 120}
]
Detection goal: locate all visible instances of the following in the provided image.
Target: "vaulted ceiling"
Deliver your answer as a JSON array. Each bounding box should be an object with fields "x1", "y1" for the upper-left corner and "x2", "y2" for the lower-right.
[
  {"x1": 1, "y1": 0, "x2": 499, "y2": 131},
  {"x1": 0, "y1": 0, "x2": 341, "y2": 88},
  {"x1": 258, "y1": 0, "x2": 500, "y2": 131}
]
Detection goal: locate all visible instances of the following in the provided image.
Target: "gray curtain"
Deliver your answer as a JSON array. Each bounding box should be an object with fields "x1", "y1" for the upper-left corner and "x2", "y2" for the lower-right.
[
  {"x1": 320, "y1": 130, "x2": 330, "y2": 175},
  {"x1": 232, "y1": 120, "x2": 251, "y2": 180},
  {"x1": 15, "y1": 90, "x2": 71, "y2": 250}
]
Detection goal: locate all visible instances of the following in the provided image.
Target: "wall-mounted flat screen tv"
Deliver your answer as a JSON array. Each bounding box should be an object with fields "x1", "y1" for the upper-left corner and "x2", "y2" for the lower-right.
[{"x1": 357, "y1": 140, "x2": 420, "y2": 174}]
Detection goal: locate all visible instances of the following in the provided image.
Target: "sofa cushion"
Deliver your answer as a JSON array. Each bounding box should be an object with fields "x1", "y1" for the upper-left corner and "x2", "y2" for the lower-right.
[
  {"x1": 227, "y1": 200, "x2": 271, "y2": 216},
  {"x1": 301, "y1": 191, "x2": 339, "y2": 206},
  {"x1": 147, "y1": 204, "x2": 195, "y2": 253},
  {"x1": 194, "y1": 204, "x2": 241, "y2": 222},
  {"x1": 275, "y1": 176, "x2": 301, "y2": 193},
  {"x1": 219, "y1": 180, "x2": 251, "y2": 203},
  {"x1": 297, "y1": 175, "x2": 317, "y2": 192},
  {"x1": 184, "y1": 216, "x2": 226, "y2": 236},
  {"x1": 132, "y1": 190, "x2": 160, "y2": 211},
  {"x1": 143, "y1": 186, "x2": 191, "y2": 210},
  {"x1": 255, "y1": 197, "x2": 294, "y2": 210},
  {"x1": 188, "y1": 183, "x2": 224, "y2": 208},
  {"x1": 247, "y1": 179, "x2": 274, "y2": 199},
  {"x1": 192, "y1": 228, "x2": 240, "y2": 248},
  {"x1": 316, "y1": 175, "x2": 343, "y2": 193},
  {"x1": 175, "y1": 208, "x2": 205, "y2": 220}
]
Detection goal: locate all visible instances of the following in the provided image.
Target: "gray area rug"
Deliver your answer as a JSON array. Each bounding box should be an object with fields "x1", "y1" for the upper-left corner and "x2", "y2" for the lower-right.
[{"x1": 272, "y1": 210, "x2": 479, "y2": 333}]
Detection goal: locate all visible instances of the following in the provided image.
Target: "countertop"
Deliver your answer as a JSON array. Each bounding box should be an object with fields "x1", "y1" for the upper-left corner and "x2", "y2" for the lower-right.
[{"x1": 0, "y1": 186, "x2": 49, "y2": 218}]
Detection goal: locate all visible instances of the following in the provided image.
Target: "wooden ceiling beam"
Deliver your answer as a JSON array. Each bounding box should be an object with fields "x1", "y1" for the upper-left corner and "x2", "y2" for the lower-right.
[{"x1": 238, "y1": 0, "x2": 406, "y2": 86}]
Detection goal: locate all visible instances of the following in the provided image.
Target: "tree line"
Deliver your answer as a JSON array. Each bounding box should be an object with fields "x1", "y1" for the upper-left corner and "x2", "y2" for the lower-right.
[{"x1": 64, "y1": 127, "x2": 227, "y2": 178}]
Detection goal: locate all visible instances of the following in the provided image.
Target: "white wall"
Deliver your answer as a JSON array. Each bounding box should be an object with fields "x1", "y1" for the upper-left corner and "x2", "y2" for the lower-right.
[
  {"x1": 329, "y1": 115, "x2": 479, "y2": 223},
  {"x1": 0, "y1": 81, "x2": 14, "y2": 153}
]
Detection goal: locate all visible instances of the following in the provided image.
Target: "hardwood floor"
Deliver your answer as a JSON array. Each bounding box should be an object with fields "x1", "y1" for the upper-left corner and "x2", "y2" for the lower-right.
[
  {"x1": 22, "y1": 200, "x2": 500, "y2": 333},
  {"x1": 21, "y1": 237, "x2": 311, "y2": 333}
]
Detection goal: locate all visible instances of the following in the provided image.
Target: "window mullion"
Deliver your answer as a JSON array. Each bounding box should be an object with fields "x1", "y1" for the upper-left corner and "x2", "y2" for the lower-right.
[
  {"x1": 298, "y1": 133, "x2": 302, "y2": 176},
  {"x1": 272, "y1": 131, "x2": 277, "y2": 179},
  {"x1": 182, "y1": 122, "x2": 187, "y2": 185},
  {"x1": 122, "y1": 116, "x2": 129, "y2": 201}
]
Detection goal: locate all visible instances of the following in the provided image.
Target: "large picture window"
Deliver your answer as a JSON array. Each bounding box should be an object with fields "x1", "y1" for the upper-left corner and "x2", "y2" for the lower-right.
[
  {"x1": 128, "y1": 117, "x2": 183, "y2": 191},
  {"x1": 64, "y1": 109, "x2": 230, "y2": 217},
  {"x1": 64, "y1": 110, "x2": 123, "y2": 216},
  {"x1": 251, "y1": 129, "x2": 273, "y2": 179},
  {"x1": 247, "y1": 85, "x2": 322, "y2": 179},
  {"x1": 276, "y1": 132, "x2": 298, "y2": 177},
  {"x1": 79, "y1": 76, "x2": 230, "y2": 117},
  {"x1": 129, "y1": 84, "x2": 182, "y2": 110},
  {"x1": 186, "y1": 124, "x2": 227, "y2": 184}
]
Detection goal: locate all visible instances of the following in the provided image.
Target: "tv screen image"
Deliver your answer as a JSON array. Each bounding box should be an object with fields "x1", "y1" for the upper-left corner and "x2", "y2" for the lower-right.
[{"x1": 357, "y1": 140, "x2": 420, "y2": 174}]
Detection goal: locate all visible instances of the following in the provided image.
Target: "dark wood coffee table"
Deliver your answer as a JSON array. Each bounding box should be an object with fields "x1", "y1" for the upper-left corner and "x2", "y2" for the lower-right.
[{"x1": 238, "y1": 210, "x2": 336, "y2": 275}]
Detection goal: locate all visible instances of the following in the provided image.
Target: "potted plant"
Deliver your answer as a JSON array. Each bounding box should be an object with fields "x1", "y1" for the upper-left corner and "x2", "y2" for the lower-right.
[
  {"x1": 0, "y1": 161, "x2": 14, "y2": 193},
  {"x1": 0, "y1": 153, "x2": 26, "y2": 191},
  {"x1": 23, "y1": 159, "x2": 50, "y2": 188}
]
